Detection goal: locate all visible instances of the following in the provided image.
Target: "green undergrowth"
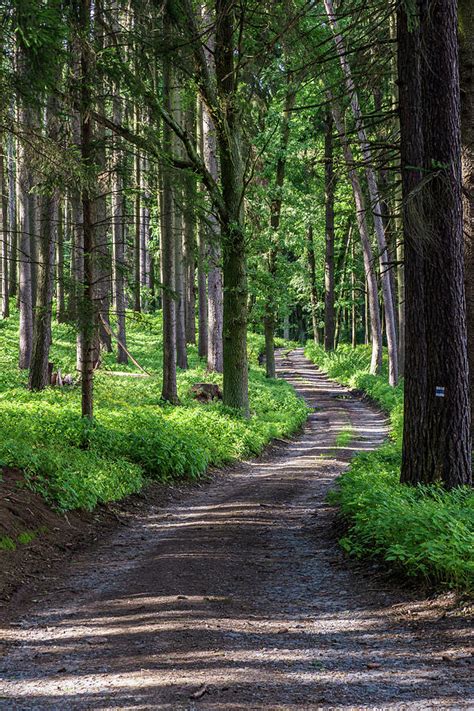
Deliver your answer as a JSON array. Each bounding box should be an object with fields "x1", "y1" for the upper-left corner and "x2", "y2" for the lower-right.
[
  {"x1": 0, "y1": 311, "x2": 307, "y2": 512},
  {"x1": 305, "y1": 341, "x2": 474, "y2": 592}
]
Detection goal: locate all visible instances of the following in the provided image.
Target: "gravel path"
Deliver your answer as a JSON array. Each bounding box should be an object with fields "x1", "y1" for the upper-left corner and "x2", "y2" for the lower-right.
[{"x1": 0, "y1": 348, "x2": 472, "y2": 710}]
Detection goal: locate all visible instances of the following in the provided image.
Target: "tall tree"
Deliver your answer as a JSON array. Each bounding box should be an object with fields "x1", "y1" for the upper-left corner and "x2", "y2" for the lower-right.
[
  {"x1": 161, "y1": 10, "x2": 178, "y2": 403},
  {"x1": 323, "y1": 110, "x2": 335, "y2": 351},
  {"x1": 459, "y1": 0, "x2": 474, "y2": 425},
  {"x1": 399, "y1": 0, "x2": 471, "y2": 487}
]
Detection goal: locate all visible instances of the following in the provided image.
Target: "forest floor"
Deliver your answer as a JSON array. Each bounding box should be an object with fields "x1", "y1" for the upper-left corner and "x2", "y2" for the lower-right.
[{"x1": 0, "y1": 349, "x2": 472, "y2": 710}]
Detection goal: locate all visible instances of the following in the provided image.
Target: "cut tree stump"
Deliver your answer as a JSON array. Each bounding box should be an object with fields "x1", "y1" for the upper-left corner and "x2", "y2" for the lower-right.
[{"x1": 190, "y1": 383, "x2": 223, "y2": 403}]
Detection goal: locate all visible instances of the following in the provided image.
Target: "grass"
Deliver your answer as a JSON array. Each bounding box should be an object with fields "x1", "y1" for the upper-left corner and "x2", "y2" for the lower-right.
[
  {"x1": 0, "y1": 310, "x2": 308, "y2": 512},
  {"x1": 335, "y1": 428, "x2": 353, "y2": 448},
  {"x1": 305, "y1": 341, "x2": 474, "y2": 592}
]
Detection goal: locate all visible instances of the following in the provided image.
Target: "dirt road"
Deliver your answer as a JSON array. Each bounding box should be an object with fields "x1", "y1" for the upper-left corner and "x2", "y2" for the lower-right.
[{"x1": 0, "y1": 349, "x2": 472, "y2": 709}]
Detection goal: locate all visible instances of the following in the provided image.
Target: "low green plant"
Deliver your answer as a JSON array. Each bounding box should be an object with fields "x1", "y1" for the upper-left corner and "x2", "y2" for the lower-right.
[
  {"x1": 17, "y1": 530, "x2": 37, "y2": 545},
  {"x1": 335, "y1": 428, "x2": 353, "y2": 448},
  {"x1": 0, "y1": 536, "x2": 16, "y2": 551},
  {"x1": 0, "y1": 311, "x2": 307, "y2": 512},
  {"x1": 305, "y1": 341, "x2": 474, "y2": 592}
]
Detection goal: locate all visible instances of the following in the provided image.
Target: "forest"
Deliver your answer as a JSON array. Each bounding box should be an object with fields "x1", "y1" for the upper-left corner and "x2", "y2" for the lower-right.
[{"x1": 0, "y1": 0, "x2": 472, "y2": 708}]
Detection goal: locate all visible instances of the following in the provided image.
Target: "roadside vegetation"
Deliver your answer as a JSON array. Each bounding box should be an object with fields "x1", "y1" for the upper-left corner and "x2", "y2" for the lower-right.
[
  {"x1": 305, "y1": 343, "x2": 474, "y2": 592},
  {"x1": 0, "y1": 312, "x2": 307, "y2": 512}
]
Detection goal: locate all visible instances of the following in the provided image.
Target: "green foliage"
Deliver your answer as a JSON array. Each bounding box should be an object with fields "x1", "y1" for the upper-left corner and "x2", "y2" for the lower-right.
[
  {"x1": 0, "y1": 311, "x2": 307, "y2": 512},
  {"x1": 0, "y1": 536, "x2": 16, "y2": 551},
  {"x1": 17, "y1": 530, "x2": 37, "y2": 545},
  {"x1": 305, "y1": 341, "x2": 474, "y2": 591}
]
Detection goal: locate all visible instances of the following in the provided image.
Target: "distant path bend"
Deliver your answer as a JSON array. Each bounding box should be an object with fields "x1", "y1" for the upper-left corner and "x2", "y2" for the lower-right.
[{"x1": 0, "y1": 348, "x2": 472, "y2": 710}]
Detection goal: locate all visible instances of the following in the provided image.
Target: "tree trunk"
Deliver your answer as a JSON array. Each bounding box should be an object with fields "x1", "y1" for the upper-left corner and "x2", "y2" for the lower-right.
[
  {"x1": 399, "y1": 0, "x2": 471, "y2": 487},
  {"x1": 202, "y1": 100, "x2": 223, "y2": 371},
  {"x1": 196, "y1": 100, "x2": 208, "y2": 359},
  {"x1": 215, "y1": 0, "x2": 248, "y2": 412},
  {"x1": 29, "y1": 190, "x2": 57, "y2": 390},
  {"x1": 0, "y1": 134, "x2": 9, "y2": 319},
  {"x1": 460, "y1": 0, "x2": 474, "y2": 427},
  {"x1": 331, "y1": 99, "x2": 383, "y2": 374},
  {"x1": 351, "y1": 239, "x2": 357, "y2": 348},
  {"x1": 173, "y1": 95, "x2": 188, "y2": 371},
  {"x1": 161, "y1": 16, "x2": 178, "y2": 403},
  {"x1": 17, "y1": 121, "x2": 33, "y2": 369},
  {"x1": 264, "y1": 79, "x2": 296, "y2": 377},
  {"x1": 56, "y1": 200, "x2": 66, "y2": 322},
  {"x1": 133, "y1": 110, "x2": 141, "y2": 313},
  {"x1": 80, "y1": 0, "x2": 97, "y2": 419},
  {"x1": 324, "y1": 110, "x2": 336, "y2": 350},
  {"x1": 200, "y1": 4, "x2": 224, "y2": 373},
  {"x1": 184, "y1": 103, "x2": 196, "y2": 344},
  {"x1": 324, "y1": 0, "x2": 398, "y2": 385},
  {"x1": 112, "y1": 94, "x2": 128, "y2": 365},
  {"x1": 7, "y1": 129, "x2": 17, "y2": 301},
  {"x1": 306, "y1": 224, "x2": 320, "y2": 345}
]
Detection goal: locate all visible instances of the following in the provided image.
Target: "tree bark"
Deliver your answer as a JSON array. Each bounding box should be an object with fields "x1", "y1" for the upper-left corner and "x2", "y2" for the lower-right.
[
  {"x1": 202, "y1": 13, "x2": 223, "y2": 374},
  {"x1": 460, "y1": 0, "x2": 474, "y2": 427},
  {"x1": 29, "y1": 191, "x2": 57, "y2": 389},
  {"x1": 56, "y1": 200, "x2": 66, "y2": 322},
  {"x1": 215, "y1": 0, "x2": 248, "y2": 412},
  {"x1": 0, "y1": 134, "x2": 9, "y2": 319},
  {"x1": 80, "y1": 0, "x2": 97, "y2": 418},
  {"x1": 324, "y1": 110, "x2": 336, "y2": 351},
  {"x1": 112, "y1": 93, "x2": 128, "y2": 365},
  {"x1": 17, "y1": 116, "x2": 33, "y2": 369},
  {"x1": 184, "y1": 103, "x2": 196, "y2": 344},
  {"x1": 7, "y1": 129, "x2": 17, "y2": 301},
  {"x1": 161, "y1": 13, "x2": 178, "y2": 403},
  {"x1": 306, "y1": 224, "x2": 320, "y2": 345},
  {"x1": 196, "y1": 100, "x2": 208, "y2": 359},
  {"x1": 173, "y1": 93, "x2": 188, "y2": 371},
  {"x1": 399, "y1": 0, "x2": 472, "y2": 487}
]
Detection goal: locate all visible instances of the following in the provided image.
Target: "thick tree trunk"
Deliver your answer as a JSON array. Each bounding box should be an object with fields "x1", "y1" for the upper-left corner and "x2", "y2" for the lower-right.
[
  {"x1": 161, "y1": 21, "x2": 178, "y2": 403},
  {"x1": 324, "y1": 0, "x2": 398, "y2": 384},
  {"x1": 331, "y1": 100, "x2": 383, "y2": 374},
  {"x1": 324, "y1": 111, "x2": 336, "y2": 351},
  {"x1": 80, "y1": 0, "x2": 97, "y2": 418},
  {"x1": 460, "y1": 0, "x2": 474, "y2": 426},
  {"x1": 215, "y1": 0, "x2": 248, "y2": 412},
  {"x1": 399, "y1": 0, "x2": 471, "y2": 487}
]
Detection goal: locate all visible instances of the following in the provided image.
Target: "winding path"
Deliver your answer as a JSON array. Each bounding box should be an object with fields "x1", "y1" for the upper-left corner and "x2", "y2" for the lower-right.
[{"x1": 0, "y1": 349, "x2": 472, "y2": 709}]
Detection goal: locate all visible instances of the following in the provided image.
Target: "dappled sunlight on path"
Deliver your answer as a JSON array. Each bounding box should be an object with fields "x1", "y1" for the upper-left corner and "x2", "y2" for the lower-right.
[{"x1": 0, "y1": 350, "x2": 471, "y2": 710}]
